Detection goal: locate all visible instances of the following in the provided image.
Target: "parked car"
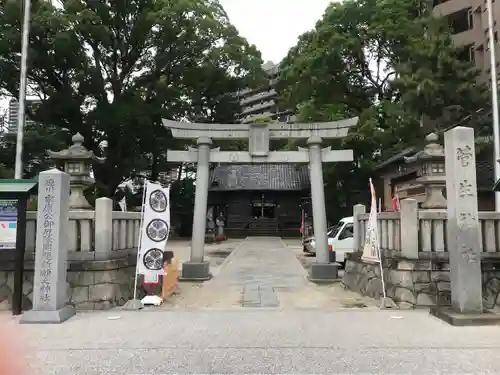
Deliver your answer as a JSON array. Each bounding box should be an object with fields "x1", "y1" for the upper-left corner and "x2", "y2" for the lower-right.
[{"x1": 302, "y1": 216, "x2": 354, "y2": 266}]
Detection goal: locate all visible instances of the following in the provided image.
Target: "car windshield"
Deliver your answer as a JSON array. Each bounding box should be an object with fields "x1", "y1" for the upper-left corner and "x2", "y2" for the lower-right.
[{"x1": 327, "y1": 222, "x2": 344, "y2": 238}]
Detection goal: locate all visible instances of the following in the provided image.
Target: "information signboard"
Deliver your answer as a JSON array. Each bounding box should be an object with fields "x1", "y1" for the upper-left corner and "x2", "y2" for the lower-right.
[{"x1": 0, "y1": 200, "x2": 17, "y2": 249}]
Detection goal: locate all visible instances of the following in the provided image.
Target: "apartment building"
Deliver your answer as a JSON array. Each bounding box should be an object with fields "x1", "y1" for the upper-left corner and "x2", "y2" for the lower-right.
[
  {"x1": 237, "y1": 61, "x2": 295, "y2": 124},
  {"x1": 7, "y1": 97, "x2": 41, "y2": 133},
  {"x1": 433, "y1": 0, "x2": 500, "y2": 80},
  {"x1": 0, "y1": 109, "x2": 6, "y2": 133}
]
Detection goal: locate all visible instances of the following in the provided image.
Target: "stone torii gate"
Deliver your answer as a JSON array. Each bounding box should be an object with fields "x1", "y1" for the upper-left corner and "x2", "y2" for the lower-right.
[{"x1": 163, "y1": 118, "x2": 358, "y2": 282}]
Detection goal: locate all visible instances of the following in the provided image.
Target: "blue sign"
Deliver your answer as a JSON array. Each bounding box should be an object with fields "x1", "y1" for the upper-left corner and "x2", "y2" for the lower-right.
[{"x1": 0, "y1": 200, "x2": 17, "y2": 249}]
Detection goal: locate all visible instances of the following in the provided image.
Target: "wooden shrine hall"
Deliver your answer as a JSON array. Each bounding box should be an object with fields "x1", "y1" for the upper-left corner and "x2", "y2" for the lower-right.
[{"x1": 207, "y1": 164, "x2": 312, "y2": 237}]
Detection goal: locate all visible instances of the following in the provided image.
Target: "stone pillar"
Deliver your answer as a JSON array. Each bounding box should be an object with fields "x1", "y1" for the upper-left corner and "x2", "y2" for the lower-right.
[
  {"x1": 400, "y1": 199, "x2": 419, "y2": 259},
  {"x1": 307, "y1": 136, "x2": 338, "y2": 281},
  {"x1": 182, "y1": 136, "x2": 212, "y2": 281},
  {"x1": 94, "y1": 197, "x2": 113, "y2": 259},
  {"x1": 20, "y1": 169, "x2": 75, "y2": 324},
  {"x1": 383, "y1": 177, "x2": 392, "y2": 211},
  {"x1": 353, "y1": 204, "x2": 366, "y2": 252},
  {"x1": 443, "y1": 127, "x2": 482, "y2": 313}
]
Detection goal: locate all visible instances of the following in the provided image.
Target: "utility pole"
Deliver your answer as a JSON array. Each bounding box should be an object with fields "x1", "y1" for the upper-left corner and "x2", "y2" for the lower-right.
[
  {"x1": 14, "y1": 0, "x2": 32, "y2": 179},
  {"x1": 486, "y1": 0, "x2": 500, "y2": 211}
]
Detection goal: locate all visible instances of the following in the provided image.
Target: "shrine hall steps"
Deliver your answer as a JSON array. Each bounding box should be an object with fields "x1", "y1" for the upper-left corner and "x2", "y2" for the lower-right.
[{"x1": 225, "y1": 218, "x2": 300, "y2": 238}]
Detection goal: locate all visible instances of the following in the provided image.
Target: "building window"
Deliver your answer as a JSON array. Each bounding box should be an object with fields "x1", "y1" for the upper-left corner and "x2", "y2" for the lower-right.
[
  {"x1": 447, "y1": 8, "x2": 474, "y2": 34},
  {"x1": 458, "y1": 44, "x2": 475, "y2": 62},
  {"x1": 470, "y1": 45, "x2": 476, "y2": 62}
]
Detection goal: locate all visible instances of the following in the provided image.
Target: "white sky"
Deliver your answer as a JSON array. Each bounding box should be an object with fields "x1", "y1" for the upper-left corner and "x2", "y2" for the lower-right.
[
  {"x1": 219, "y1": 0, "x2": 334, "y2": 63},
  {"x1": 0, "y1": 0, "x2": 335, "y2": 110}
]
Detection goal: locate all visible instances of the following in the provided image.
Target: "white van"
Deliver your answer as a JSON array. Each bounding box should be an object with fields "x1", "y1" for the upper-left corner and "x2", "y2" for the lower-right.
[{"x1": 303, "y1": 216, "x2": 354, "y2": 265}]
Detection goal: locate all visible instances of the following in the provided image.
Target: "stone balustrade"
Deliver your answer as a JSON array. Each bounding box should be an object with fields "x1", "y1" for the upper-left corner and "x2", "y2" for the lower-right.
[
  {"x1": 0, "y1": 198, "x2": 142, "y2": 312},
  {"x1": 344, "y1": 199, "x2": 500, "y2": 310},
  {"x1": 24, "y1": 200, "x2": 141, "y2": 261},
  {"x1": 354, "y1": 203, "x2": 500, "y2": 258},
  {"x1": 357, "y1": 212, "x2": 402, "y2": 253}
]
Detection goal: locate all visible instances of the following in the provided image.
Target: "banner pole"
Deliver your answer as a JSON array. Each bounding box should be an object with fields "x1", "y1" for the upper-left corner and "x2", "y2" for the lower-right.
[
  {"x1": 132, "y1": 180, "x2": 148, "y2": 301},
  {"x1": 375, "y1": 188, "x2": 387, "y2": 300},
  {"x1": 379, "y1": 261, "x2": 388, "y2": 299}
]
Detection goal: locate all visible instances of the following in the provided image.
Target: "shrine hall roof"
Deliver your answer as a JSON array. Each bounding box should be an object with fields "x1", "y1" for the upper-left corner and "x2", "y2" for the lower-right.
[{"x1": 209, "y1": 164, "x2": 310, "y2": 191}]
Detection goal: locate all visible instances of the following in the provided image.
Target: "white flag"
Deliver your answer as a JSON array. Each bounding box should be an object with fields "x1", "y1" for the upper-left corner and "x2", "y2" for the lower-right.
[
  {"x1": 137, "y1": 181, "x2": 171, "y2": 279},
  {"x1": 362, "y1": 178, "x2": 381, "y2": 263}
]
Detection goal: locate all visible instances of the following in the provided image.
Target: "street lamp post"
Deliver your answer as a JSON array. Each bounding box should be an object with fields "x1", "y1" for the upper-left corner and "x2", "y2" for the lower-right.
[
  {"x1": 486, "y1": 0, "x2": 500, "y2": 211},
  {"x1": 14, "y1": 0, "x2": 32, "y2": 179}
]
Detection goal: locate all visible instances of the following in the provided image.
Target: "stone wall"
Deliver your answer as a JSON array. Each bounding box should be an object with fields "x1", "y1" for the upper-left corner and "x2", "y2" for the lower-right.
[
  {"x1": 342, "y1": 252, "x2": 500, "y2": 310},
  {"x1": 482, "y1": 264, "x2": 500, "y2": 310},
  {"x1": 0, "y1": 255, "x2": 136, "y2": 311}
]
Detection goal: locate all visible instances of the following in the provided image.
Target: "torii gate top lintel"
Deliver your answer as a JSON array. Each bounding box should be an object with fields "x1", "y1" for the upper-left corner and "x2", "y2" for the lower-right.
[
  {"x1": 162, "y1": 117, "x2": 359, "y2": 140},
  {"x1": 163, "y1": 118, "x2": 357, "y2": 164}
]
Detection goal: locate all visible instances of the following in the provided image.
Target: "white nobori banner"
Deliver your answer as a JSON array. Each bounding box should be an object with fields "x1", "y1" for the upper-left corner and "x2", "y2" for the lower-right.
[
  {"x1": 362, "y1": 178, "x2": 381, "y2": 264},
  {"x1": 137, "y1": 181, "x2": 171, "y2": 280}
]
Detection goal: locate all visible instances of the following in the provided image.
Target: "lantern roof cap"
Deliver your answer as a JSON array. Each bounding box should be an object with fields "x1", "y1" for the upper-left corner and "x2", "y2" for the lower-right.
[
  {"x1": 48, "y1": 133, "x2": 105, "y2": 163},
  {"x1": 404, "y1": 132, "x2": 444, "y2": 164}
]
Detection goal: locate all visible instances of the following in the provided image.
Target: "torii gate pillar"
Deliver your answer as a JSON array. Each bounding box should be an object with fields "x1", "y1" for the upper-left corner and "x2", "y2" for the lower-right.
[{"x1": 307, "y1": 136, "x2": 329, "y2": 266}]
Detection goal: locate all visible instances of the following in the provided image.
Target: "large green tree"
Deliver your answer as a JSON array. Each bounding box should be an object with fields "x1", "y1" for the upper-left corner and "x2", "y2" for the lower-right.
[
  {"x1": 278, "y1": 0, "x2": 488, "y2": 221},
  {"x1": 0, "y1": 0, "x2": 262, "y2": 195},
  {"x1": 0, "y1": 122, "x2": 69, "y2": 178}
]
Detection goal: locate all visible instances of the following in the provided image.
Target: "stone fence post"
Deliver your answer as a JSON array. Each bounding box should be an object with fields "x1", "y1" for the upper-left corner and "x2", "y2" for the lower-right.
[
  {"x1": 400, "y1": 198, "x2": 419, "y2": 259},
  {"x1": 94, "y1": 197, "x2": 113, "y2": 257},
  {"x1": 353, "y1": 204, "x2": 366, "y2": 251}
]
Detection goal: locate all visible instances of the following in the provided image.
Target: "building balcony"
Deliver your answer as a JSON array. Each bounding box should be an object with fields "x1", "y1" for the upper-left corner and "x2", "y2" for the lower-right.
[
  {"x1": 240, "y1": 112, "x2": 276, "y2": 123},
  {"x1": 240, "y1": 89, "x2": 277, "y2": 106},
  {"x1": 433, "y1": 0, "x2": 480, "y2": 17},
  {"x1": 240, "y1": 100, "x2": 276, "y2": 116},
  {"x1": 451, "y1": 27, "x2": 482, "y2": 47}
]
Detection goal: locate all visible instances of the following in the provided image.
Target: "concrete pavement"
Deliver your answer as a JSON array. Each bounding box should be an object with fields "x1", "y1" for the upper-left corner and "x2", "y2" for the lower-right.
[
  {"x1": 204, "y1": 237, "x2": 308, "y2": 308},
  {"x1": 205, "y1": 237, "x2": 308, "y2": 288},
  {"x1": 13, "y1": 237, "x2": 500, "y2": 374},
  {"x1": 12, "y1": 309, "x2": 500, "y2": 374}
]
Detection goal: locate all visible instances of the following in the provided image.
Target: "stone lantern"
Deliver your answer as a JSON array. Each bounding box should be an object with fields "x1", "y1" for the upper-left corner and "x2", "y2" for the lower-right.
[
  {"x1": 48, "y1": 133, "x2": 105, "y2": 209},
  {"x1": 404, "y1": 133, "x2": 447, "y2": 209}
]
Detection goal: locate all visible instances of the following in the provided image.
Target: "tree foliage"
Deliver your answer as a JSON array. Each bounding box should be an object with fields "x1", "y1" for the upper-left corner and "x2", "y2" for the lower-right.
[
  {"x1": 278, "y1": 0, "x2": 488, "y2": 221},
  {"x1": 0, "y1": 122, "x2": 69, "y2": 178},
  {"x1": 0, "y1": 0, "x2": 263, "y2": 195}
]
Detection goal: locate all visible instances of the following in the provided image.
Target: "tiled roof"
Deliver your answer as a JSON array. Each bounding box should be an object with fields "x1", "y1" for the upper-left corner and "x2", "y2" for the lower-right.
[
  {"x1": 374, "y1": 147, "x2": 416, "y2": 170},
  {"x1": 209, "y1": 164, "x2": 310, "y2": 191}
]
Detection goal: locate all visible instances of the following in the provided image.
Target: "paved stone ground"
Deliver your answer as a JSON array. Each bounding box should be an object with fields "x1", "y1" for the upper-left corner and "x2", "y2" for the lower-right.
[
  {"x1": 281, "y1": 237, "x2": 345, "y2": 277},
  {"x1": 8, "y1": 309, "x2": 500, "y2": 374},
  {"x1": 168, "y1": 238, "x2": 242, "y2": 274},
  {"x1": 163, "y1": 237, "x2": 375, "y2": 310},
  {"x1": 10, "y1": 237, "x2": 500, "y2": 374},
  {"x1": 158, "y1": 239, "x2": 244, "y2": 310},
  {"x1": 204, "y1": 237, "x2": 309, "y2": 308}
]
